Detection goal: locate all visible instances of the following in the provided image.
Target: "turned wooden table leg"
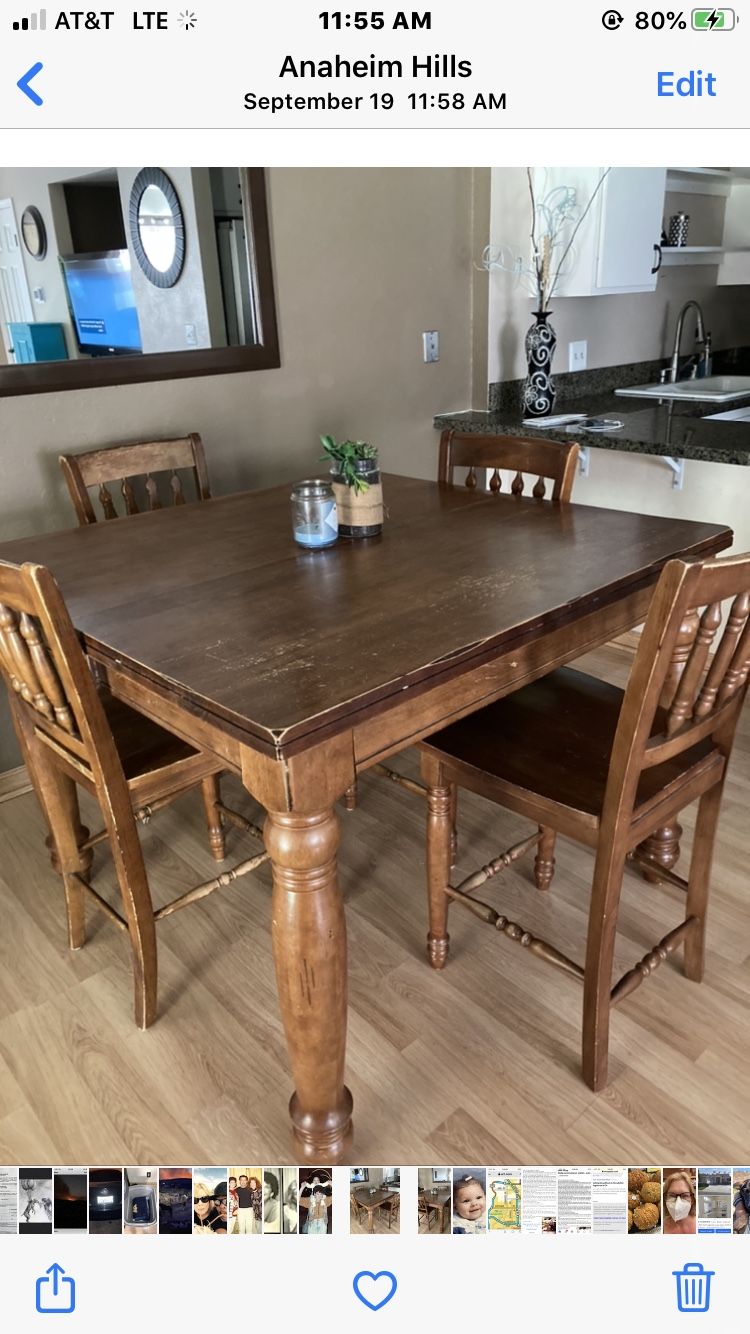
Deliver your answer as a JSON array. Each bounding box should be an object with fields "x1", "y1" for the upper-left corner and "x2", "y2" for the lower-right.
[
  {"x1": 635, "y1": 609, "x2": 698, "y2": 884},
  {"x1": 422, "y1": 754, "x2": 452, "y2": 969},
  {"x1": 534, "y1": 825, "x2": 556, "y2": 891},
  {"x1": 636, "y1": 821, "x2": 683, "y2": 884},
  {"x1": 449, "y1": 784, "x2": 458, "y2": 865},
  {"x1": 264, "y1": 806, "x2": 353, "y2": 1163}
]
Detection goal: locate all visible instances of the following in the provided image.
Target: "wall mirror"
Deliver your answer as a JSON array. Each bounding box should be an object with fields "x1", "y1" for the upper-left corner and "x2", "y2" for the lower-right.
[
  {"x1": 128, "y1": 168, "x2": 186, "y2": 288},
  {"x1": 21, "y1": 206, "x2": 47, "y2": 260},
  {"x1": 0, "y1": 167, "x2": 279, "y2": 396}
]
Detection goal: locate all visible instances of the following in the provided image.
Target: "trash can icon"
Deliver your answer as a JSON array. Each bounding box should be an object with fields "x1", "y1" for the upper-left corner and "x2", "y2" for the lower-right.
[{"x1": 673, "y1": 1261, "x2": 714, "y2": 1313}]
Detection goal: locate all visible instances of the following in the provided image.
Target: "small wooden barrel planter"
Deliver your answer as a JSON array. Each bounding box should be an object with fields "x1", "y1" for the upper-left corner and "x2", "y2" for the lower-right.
[{"x1": 330, "y1": 458, "x2": 384, "y2": 538}]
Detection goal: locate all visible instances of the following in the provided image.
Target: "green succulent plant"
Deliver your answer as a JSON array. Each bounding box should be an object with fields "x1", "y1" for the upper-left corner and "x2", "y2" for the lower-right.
[{"x1": 320, "y1": 435, "x2": 378, "y2": 493}]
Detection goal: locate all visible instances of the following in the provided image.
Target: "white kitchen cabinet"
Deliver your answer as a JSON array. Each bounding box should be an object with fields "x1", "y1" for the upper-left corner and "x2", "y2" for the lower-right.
[{"x1": 536, "y1": 167, "x2": 666, "y2": 298}]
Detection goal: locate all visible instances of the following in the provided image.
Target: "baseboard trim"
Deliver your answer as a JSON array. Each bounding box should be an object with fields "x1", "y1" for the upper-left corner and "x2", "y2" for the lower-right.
[{"x1": 0, "y1": 764, "x2": 32, "y2": 804}]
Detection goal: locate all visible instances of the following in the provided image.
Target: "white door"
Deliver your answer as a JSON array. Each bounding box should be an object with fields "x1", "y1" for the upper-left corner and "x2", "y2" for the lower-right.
[{"x1": 0, "y1": 199, "x2": 34, "y2": 361}]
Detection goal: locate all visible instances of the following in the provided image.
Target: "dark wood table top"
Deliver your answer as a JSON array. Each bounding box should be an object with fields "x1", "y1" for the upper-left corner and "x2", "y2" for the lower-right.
[{"x1": 0, "y1": 475, "x2": 731, "y2": 754}]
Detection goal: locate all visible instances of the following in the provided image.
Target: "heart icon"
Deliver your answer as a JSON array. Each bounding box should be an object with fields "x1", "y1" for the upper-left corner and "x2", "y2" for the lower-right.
[{"x1": 352, "y1": 1270, "x2": 398, "y2": 1311}]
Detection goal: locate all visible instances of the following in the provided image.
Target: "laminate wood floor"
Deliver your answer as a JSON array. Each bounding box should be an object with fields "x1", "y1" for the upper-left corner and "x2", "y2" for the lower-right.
[
  {"x1": 0, "y1": 646, "x2": 748, "y2": 1166},
  {"x1": 418, "y1": 1210, "x2": 450, "y2": 1235}
]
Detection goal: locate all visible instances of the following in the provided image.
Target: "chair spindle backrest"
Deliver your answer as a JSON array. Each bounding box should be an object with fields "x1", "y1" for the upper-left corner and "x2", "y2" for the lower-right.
[
  {"x1": 603, "y1": 552, "x2": 750, "y2": 825},
  {"x1": 668, "y1": 590, "x2": 750, "y2": 730},
  {"x1": 0, "y1": 559, "x2": 128, "y2": 796},
  {"x1": 60, "y1": 433, "x2": 211, "y2": 526},
  {"x1": 438, "y1": 429, "x2": 579, "y2": 502},
  {"x1": 0, "y1": 601, "x2": 75, "y2": 734}
]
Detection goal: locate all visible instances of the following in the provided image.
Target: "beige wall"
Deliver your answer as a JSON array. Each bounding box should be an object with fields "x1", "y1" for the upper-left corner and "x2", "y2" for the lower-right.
[{"x1": 0, "y1": 167, "x2": 480, "y2": 771}]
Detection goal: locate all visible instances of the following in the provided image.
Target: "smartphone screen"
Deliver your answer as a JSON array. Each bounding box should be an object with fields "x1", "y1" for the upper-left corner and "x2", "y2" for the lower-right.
[{"x1": 0, "y1": 2, "x2": 747, "y2": 1326}]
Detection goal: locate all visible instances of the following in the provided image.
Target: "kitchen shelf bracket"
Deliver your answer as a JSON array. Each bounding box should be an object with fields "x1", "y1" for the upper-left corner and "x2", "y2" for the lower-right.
[{"x1": 662, "y1": 455, "x2": 685, "y2": 490}]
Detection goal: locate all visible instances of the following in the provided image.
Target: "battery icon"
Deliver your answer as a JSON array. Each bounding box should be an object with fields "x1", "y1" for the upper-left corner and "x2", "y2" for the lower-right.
[{"x1": 692, "y1": 8, "x2": 735, "y2": 27}]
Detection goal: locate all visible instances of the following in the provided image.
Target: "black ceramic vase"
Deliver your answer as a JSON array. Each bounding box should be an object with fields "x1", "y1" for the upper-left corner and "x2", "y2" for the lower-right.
[{"x1": 522, "y1": 310, "x2": 557, "y2": 418}]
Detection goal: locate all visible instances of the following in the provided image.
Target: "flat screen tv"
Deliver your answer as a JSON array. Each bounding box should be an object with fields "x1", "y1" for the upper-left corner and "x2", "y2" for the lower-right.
[{"x1": 60, "y1": 249, "x2": 142, "y2": 356}]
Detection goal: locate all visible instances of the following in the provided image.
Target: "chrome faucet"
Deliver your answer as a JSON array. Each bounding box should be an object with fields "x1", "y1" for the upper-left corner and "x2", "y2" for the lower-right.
[{"x1": 669, "y1": 300, "x2": 709, "y2": 383}]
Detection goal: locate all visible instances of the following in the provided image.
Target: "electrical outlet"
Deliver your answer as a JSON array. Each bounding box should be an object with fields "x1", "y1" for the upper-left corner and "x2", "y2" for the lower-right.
[
  {"x1": 568, "y1": 340, "x2": 587, "y2": 373},
  {"x1": 422, "y1": 330, "x2": 439, "y2": 363}
]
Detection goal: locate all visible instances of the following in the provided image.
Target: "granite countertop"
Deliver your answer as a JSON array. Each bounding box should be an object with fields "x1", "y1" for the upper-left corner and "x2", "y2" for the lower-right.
[
  {"x1": 434, "y1": 354, "x2": 750, "y2": 467},
  {"x1": 434, "y1": 394, "x2": 750, "y2": 467}
]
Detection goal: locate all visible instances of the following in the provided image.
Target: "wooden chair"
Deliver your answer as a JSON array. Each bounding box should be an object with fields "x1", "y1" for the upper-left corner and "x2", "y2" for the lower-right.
[
  {"x1": 0, "y1": 558, "x2": 267, "y2": 1030},
  {"x1": 379, "y1": 1192, "x2": 400, "y2": 1229},
  {"x1": 419, "y1": 550, "x2": 750, "y2": 1091},
  {"x1": 57, "y1": 431, "x2": 237, "y2": 870},
  {"x1": 59, "y1": 433, "x2": 211, "y2": 525},
  {"x1": 437, "y1": 427, "x2": 579, "y2": 499},
  {"x1": 346, "y1": 429, "x2": 580, "y2": 855}
]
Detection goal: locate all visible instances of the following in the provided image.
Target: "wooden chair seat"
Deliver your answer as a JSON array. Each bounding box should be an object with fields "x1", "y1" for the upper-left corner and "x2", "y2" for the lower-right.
[
  {"x1": 419, "y1": 552, "x2": 750, "y2": 1092},
  {"x1": 422, "y1": 667, "x2": 722, "y2": 842},
  {"x1": 98, "y1": 687, "x2": 203, "y2": 783}
]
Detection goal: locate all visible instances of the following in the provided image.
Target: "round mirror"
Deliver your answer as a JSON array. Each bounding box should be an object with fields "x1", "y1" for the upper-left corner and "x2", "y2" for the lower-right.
[
  {"x1": 21, "y1": 205, "x2": 47, "y2": 260},
  {"x1": 128, "y1": 168, "x2": 185, "y2": 288},
  {"x1": 138, "y1": 184, "x2": 178, "y2": 272}
]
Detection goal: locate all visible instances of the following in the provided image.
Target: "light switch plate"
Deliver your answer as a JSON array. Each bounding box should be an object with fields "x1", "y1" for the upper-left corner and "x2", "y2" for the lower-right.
[
  {"x1": 423, "y1": 330, "x2": 439, "y2": 362},
  {"x1": 569, "y1": 340, "x2": 587, "y2": 372}
]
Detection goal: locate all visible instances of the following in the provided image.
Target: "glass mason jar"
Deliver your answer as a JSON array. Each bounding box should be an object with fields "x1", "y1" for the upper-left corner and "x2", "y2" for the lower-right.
[{"x1": 290, "y1": 478, "x2": 338, "y2": 548}]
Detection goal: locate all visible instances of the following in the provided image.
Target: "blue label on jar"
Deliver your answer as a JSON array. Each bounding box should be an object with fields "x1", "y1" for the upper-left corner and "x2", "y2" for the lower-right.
[{"x1": 294, "y1": 499, "x2": 338, "y2": 548}]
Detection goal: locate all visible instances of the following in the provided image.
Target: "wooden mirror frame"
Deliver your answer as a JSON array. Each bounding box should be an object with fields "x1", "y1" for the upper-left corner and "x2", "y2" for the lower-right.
[{"x1": 0, "y1": 168, "x2": 279, "y2": 398}]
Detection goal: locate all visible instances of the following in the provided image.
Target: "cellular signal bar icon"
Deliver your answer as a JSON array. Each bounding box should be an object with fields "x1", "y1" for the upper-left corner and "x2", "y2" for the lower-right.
[{"x1": 13, "y1": 8, "x2": 47, "y2": 30}]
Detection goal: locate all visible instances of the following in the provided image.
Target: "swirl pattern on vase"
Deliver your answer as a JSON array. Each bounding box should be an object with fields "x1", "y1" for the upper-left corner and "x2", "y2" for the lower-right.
[{"x1": 523, "y1": 313, "x2": 557, "y2": 418}]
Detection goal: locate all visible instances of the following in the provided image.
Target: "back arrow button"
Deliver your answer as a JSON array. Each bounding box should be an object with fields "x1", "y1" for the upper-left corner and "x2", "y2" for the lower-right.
[{"x1": 18, "y1": 62, "x2": 44, "y2": 106}]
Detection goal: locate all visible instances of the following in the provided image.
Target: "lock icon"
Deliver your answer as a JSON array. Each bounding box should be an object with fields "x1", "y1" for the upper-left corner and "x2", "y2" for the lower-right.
[{"x1": 35, "y1": 1263, "x2": 76, "y2": 1314}]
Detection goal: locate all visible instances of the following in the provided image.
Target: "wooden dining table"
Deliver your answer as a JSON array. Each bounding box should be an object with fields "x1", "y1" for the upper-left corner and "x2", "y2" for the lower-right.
[
  {"x1": 0, "y1": 473, "x2": 732, "y2": 1162},
  {"x1": 352, "y1": 1187, "x2": 398, "y2": 1232}
]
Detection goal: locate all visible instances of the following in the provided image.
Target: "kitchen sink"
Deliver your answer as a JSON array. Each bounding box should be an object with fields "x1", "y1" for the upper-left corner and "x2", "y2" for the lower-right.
[
  {"x1": 703, "y1": 405, "x2": 750, "y2": 422},
  {"x1": 616, "y1": 375, "x2": 750, "y2": 404}
]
